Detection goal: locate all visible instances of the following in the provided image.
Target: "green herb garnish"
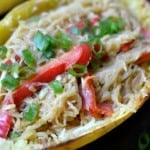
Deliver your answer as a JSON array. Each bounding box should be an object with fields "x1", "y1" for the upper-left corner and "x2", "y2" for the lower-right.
[
  {"x1": 0, "y1": 46, "x2": 7, "y2": 59},
  {"x1": 55, "y1": 30, "x2": 73, "y2": 50},
  {"x1": 22, "y1": 49, "x2": 36, "y2": 68},
  {"x1": 138, "y1": 132, "x2": 150, "y2": 150},
  {"x1": 50, "y1": 80, "x2": 63, "y2": 94},
  {"x1": 9, "y1": 131, "x2": 21, "y2": 139},
  {"x1": 23, "y1": 103, "x2": 39, "y2": 122},
  {"x1": 1, "y1": 75, "x2": 19, "y2": 90},
  {"x1": 33, "y1": 31, "x2": 56, "y2": 59},
  {"x1": 68, "y1": 64, "x2": 87, "y2": 77}
]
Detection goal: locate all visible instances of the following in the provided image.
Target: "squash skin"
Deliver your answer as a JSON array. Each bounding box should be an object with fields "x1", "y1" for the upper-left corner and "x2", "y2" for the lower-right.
[
  {"x1": 0, "y1": 0, "x2": 63, "y2": 44},
  {"x1": 0, "y1": 0, "x2": 25, "y2": 15}
]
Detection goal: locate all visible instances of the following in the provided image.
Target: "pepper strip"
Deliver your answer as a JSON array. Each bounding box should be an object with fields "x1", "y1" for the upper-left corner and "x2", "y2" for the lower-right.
[
  {"x1": 0, "y1": 43, "x2": 92, "y2": 138},
  {"x1": 0, "y1": 112, "x2": 13, "y2": 138},
  {"x1": 136, "y1": 52, "x2": 150, "y2": 64},
  {"x1": 81, "y1": 75, "x2": 113, "y2": 117}
]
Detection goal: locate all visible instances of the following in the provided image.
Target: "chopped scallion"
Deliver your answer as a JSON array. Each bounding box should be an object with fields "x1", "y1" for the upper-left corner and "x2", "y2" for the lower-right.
[
  {"x1": 50, "y1": 80, "x2": 63, "y2": 94},
  {"x1": 0, "y1": 63, "x2": 11, "y2": 71},
  {"x1": 1, "y1": 75, "x2": 19, "y2": 90},
  {"x1": 93, "y1": 16, "x2": 125, "y2": 38},
  {"x1": 22, "y1": 49, "x2": 36, "y2": 68},
  {"x1": 33, "y1": 31, "x2": 50, "y2": 52},
  {"x1": 0, "y1": 46, "x2": 7, "y2": 59},
  {"x1": 32, "y1": 31, "x2": 56, "y2": 59},
  {"x1": 11, "y1": 63, "x2": 20, "y2": 78},
  {"x1": 19, "y1": 66, "x2": 34, "y2": 80},
  {"x1": 89, "y1": 59, "x2": 100, "y2": 71},
  {"x1": 23, "y1": 103, "x2": 39, "y2": 122},
  {"x1": 9, "y1": 131, "x2": 21, "y2": 139},
  {"x1": 138, "y1": 132, "x2": 150, "y2": 150},
  {"x1": 55, "y1": 30, "x2": 73, "y2": 50},
  {"x1": 68, "y1": 64, "x2": 87, "y2": 77}
]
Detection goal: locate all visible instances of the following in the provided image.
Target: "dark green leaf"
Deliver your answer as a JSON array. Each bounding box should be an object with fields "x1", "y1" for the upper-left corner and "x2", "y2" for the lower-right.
[{"x1": 138, "y1": 132, "x2": 150, "y2": 150}]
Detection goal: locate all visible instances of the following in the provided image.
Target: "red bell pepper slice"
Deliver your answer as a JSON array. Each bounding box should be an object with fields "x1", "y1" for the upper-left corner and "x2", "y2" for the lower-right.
[
  {"x1": 136, "y1": 52, "x2": 150, "y2": 64},
  {"x1": 0, "y1": 44, "x2": 92, "y2": 138},
  {"x1": 89, "y1": 16, "x2": 100, "y2": 27},
  {"x1": 5, "y1": 44, "x2": 92, "y2": 106},
  {"x1": 81, "y1": 75, "x2": 113, "y2": 117},
  {"x1": 119, "y1": 40, "x2": 135, "y2": 53},
  {"x1": 66, "y1": 16, "x2": 100, "y2": 33},
  {"x1": 0, "y1": 112, "x2": 13, "y2": 138},
  {"x1": 75, "y1": 16, "x2": 99, "y2": 28}
]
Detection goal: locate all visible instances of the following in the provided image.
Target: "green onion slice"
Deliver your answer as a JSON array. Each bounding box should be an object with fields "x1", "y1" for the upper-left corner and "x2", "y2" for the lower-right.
[
  {"x1": 0, "y1": 46, "x2": 7, "y2": 59},
  {"x1": 50, "y1": 80, "x2": 63, "y2": 94},
  {"x1": 23, "y1": 103, "x2": 39, "y2": 122},
  {"x1": 9, "y1": 131, "x2": 21, "y2": 139},
  {"x1": 11, "y1": 63, "x2": 20, "y2": 78},
  {"x1": 89, "y1": 58, "x2": 100, "y2": 71},
  {"x1": 19, "y1": 66, "x2": 34, "y2": 80},
  {"x1": 32, "y1": 31, "x2": 56, "y2": 59},
  {"x1": 55, "y1": 30, "x2": 73, "y2": 50},
  {"x1": 33, "y1": 30, "x2": 50, "y2": 52},
  {"x1": 0, "y1": 62, "x2": 19, "y2": 73},
  {"x1": 138, "y1": 132, "x2": 150, "y2": 150},
  {"x1": 22, "y1": 49, "x2": 36, "y2": 68},
  {"x1": 0, "y1": 63, "x2": 11, "y2": 71},
  {"x1": 93, "y1": 16, "x2": 124, "y2": 38},
  {"x1": 68, "y1": 64, "x2": 87, "y2": 77},
  {"x1": 1, "y1": 75, "x2": 20, "y2": 90}
]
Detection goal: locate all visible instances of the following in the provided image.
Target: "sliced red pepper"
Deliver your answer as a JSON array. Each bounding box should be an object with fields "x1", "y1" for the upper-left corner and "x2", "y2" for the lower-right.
[
  {"x1": 81, "y1": 75, "x2": 113, "y2": 117},
  {"x1": 66, "y1": 16, "x2": 100, "y2": 33},
  {"x1": 136, "y1": 52, "x2": 150, "y2": 64},
  {"x1": 5, "y1": 44, "x2": 92, "y2": 107},
  {"x1": 1, "y1": 43, "x2": 92, "y2": 138},
  {"x1": 0, "y1": 112, "x2": 13, "y2": 138},
  {"x1": 5, "y1": 60, "x2": 12, "y2": 65},
  {"x1": 75, "y1": 21, "x2": 85, "y2": 28},
  {"x1": 15, "y1": 54, "x2": 21, "y2": 62},
  {"x1": 89, "y1": 16, "x2": 100, "y2": 27},
  {"x1": 5, "y1": 63, "x2": 66, "y2": 106},
  {"x1": 119, "y1": 40, "x2": 135, "y2": 53}
]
